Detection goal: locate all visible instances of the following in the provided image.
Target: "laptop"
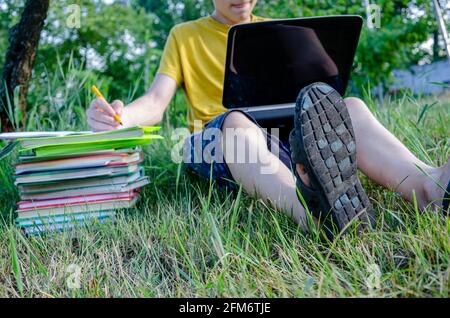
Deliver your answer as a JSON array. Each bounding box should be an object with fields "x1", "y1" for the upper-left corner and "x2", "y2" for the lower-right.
[{"x1": 222, "y1": 15, "x2": 363, "y2": 142}]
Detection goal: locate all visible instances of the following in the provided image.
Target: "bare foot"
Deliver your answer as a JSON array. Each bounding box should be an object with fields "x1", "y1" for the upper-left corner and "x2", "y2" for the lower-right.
[
  {"x1": 423, "y1": 159, "x2": 450, "y2": 211},
  {"x1": 296, "y1": 163, "x2": 311, "y2": 187}
]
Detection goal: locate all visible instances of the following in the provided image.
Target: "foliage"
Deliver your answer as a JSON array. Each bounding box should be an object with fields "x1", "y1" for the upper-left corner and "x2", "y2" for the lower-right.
[
  {"x1": 35, "y1": 0, "x2": 159, "y2": 99},
  {"x1": 135, "y1": 0, "x2": 214, "y2": 47},
  {"x1": 255, "y1": 0, "x2": 442, "y2": 93},
  {"x1": 0, "y1": 0, "x2": 26, "y2": 74}
]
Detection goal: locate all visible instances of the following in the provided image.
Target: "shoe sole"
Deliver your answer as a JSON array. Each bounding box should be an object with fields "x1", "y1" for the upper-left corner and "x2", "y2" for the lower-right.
[{"x1": 295, "y1": 83, "x2": 375, "y2": 233}]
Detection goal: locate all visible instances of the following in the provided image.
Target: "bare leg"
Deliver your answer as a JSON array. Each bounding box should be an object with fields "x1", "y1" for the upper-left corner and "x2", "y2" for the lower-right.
[
  {"x1": 220, "y1": 96, "x2": 448, "y2": 232},
  {"x1": 344, "y1": 97, "x2": 449, "y2": 209},
  {"x1": 221, "y1": 111, "x2": 308, "y2": 229}
]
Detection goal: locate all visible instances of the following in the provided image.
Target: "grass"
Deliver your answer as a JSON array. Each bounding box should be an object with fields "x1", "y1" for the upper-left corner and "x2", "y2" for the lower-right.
[{"x1": 0, "y1": 67, "x2": 449, "y2": 297}]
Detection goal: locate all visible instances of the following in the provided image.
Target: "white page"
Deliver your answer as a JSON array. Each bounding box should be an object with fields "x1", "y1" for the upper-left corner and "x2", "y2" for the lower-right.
[{"x1": 0, "y1": 131, "x2": 92, "y2": 140}]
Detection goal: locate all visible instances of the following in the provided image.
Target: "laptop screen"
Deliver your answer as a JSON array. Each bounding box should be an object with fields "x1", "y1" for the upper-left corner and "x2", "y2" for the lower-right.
[{"x1": 223, "y1": 16, "x2": 363, "y2": 109}]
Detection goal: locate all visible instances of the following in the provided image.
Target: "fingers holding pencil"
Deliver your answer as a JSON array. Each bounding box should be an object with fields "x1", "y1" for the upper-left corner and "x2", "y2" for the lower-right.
[
  {"x1": 87, "y1": 99, "x2": 122, "y2": 131},
  {"x1": 110, "y1": 100, "x2": 124, "y2": 118},
  {"x1": 87, "y1": 86, "x2": 125, "y2": 131},
  {"x1": 90, "y1": 85, "x2": 123, "y2": 125}
]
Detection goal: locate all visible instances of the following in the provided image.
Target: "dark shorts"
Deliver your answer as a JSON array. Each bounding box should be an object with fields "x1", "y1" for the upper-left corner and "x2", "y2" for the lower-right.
[{"x1": 183, "y1": 110, "x2": 292, "y2": 190}]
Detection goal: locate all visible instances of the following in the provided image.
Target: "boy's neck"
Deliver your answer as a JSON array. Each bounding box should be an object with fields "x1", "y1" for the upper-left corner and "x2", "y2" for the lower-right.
[{"x1": 211, "y1": 10, "x2": 252, "y2": 25}]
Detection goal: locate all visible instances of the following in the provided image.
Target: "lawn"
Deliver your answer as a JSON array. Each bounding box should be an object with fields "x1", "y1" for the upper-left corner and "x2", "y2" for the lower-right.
[{"x1": 0, "y1": 74, "x2": 449, "y2": 297}]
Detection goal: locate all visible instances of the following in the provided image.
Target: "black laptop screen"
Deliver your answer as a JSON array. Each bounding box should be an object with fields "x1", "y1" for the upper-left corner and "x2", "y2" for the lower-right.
[{"x1": 223, "y1": 16, "x2": 362, "y2": 108}]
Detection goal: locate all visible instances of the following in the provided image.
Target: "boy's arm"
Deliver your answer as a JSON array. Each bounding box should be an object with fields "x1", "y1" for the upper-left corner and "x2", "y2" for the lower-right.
[{"x1": 86, "y1": 74, "x2": 177, "y2": 131}]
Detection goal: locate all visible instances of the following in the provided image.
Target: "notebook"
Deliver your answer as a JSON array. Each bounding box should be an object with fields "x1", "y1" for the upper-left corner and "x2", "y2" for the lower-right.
[
  {"x1": 16, "y1": 211, "x2": 115, "y2": 227},
  {"x1": 15, "y1": 151, "x2": 143, "y2": 174},
  {"x1": 17, "y1": 195, "x2": 139, "y2": 219},
  {"x1": 0, "y1": 126, "x2": 162, "y2": 158},
  {"x1": 18, "y1": 169, "x2": 144, "y2": 194},
  {"x1": 14, "y1": 162, "x2": 141, "y2": 185},
  {"x1": 18, "y1": 192, "x2": 135, "y2": 210},
  {"x1": 3, "y1": 126, "x2": 162, "y2": 234},
  {"x1": 17, "y1": 126, "x2": 160, "y2": 148},
  {"x1": 0, "y1": 131, "x2": 91, "y2": 140},
  {"x1": 18, "y1": 148, "x2": 137, "y2": 163},
  {"x1": 20, "y1": 214, "x2": 115, "y2": 235},
  {"x1": 20, "y1": 176, "x2": 149, "y2": 200},
  {"x1": 0, "y1": 126, "x2": 162, "y2": 159},
  {"x1": 19, "y1": 136, "x2": 162, "y2": 158}
]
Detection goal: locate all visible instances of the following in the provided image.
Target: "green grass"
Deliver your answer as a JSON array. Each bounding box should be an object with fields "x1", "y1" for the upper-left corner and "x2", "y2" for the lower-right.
[{"x1": 0, "y1": 69, "x2": 449, "y2": 297}]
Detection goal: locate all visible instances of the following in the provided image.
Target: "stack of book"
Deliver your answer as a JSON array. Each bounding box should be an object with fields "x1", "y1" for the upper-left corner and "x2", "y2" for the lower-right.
[{"x1": 11, "y1": 126, "x2": 162, "y2": 235}]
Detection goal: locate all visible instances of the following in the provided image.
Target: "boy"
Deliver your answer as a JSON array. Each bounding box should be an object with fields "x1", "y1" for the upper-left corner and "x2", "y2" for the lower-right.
[{"x1": 86, "y1": 0, "x2": 449, "y2": 234}]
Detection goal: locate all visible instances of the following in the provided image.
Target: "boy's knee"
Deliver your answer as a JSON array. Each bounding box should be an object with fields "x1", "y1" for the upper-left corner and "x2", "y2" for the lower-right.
[
  {"x1": 222, "y1": 111, "x2": 254, "y2": 130},
  {"x1": 344, "y1": 96, "x2": 366, "y2": 108},
  {"x1": 344, "y1": 97, "x2": 371, "y2": 122},
  {"x1": 221, "y1": 111, "x2": 266, "y2": 149}
]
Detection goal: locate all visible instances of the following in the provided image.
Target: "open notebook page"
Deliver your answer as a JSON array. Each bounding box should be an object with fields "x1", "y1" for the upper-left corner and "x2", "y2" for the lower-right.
[{"x1": 0, "y1": 131, "x2": 92, "y2": 140}]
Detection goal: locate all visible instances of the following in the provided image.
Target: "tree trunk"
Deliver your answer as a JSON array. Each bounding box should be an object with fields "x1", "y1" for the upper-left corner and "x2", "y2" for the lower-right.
[{"x1": 0, "y1": 0, "x2": 49, "y2": 132}]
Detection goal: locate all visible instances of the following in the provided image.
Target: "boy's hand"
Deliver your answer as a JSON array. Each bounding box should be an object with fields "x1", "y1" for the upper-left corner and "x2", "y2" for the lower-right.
[{"x1": 86, "y1": 98, "x2": 124, "y2": 131}]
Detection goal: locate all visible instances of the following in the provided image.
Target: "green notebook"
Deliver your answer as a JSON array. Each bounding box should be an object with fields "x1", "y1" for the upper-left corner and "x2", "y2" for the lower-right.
[
  {"x1": 18, "y1": 148, "x2": 137, "y2": 163},
  {"x1": 18, "y1": 126, "x2": 161, "y2": 148},
  {"x1": 18, "y1": 126, "x2": 163, "y2": 158}
]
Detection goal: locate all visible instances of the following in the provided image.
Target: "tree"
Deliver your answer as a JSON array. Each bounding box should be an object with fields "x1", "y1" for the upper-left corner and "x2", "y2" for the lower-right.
[
  {"x1": 0, "y1": 1, "x2": 26, "y2": 74},
  {"x1": 0, "y1": 0, "x2": 49, "y2": 132},
  {"x1": 30, "y1": 0, "x2": 158, "y2": 99}
]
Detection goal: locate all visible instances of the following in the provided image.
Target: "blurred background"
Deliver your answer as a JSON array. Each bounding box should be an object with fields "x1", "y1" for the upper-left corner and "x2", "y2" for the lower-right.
[{"x1": 0, "y1": 0, "x2": 449, "y2": 131}]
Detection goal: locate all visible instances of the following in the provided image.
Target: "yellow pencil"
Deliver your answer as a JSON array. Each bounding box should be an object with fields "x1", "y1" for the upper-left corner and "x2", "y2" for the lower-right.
[{"x1": 91, "y1": 85, "x2": 123, "y2": 125}]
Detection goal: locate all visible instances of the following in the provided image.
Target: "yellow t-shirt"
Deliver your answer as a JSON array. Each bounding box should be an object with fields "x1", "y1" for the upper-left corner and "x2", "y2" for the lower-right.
[{"x1": 157, "y1": 15, "x2": 268, "y2": 132}]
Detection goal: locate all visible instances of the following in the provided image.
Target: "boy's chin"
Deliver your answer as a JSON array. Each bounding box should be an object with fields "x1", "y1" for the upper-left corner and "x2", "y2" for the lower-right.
[{"x1": 230, "y1": 12, "x2": 252, "y2": 23}]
